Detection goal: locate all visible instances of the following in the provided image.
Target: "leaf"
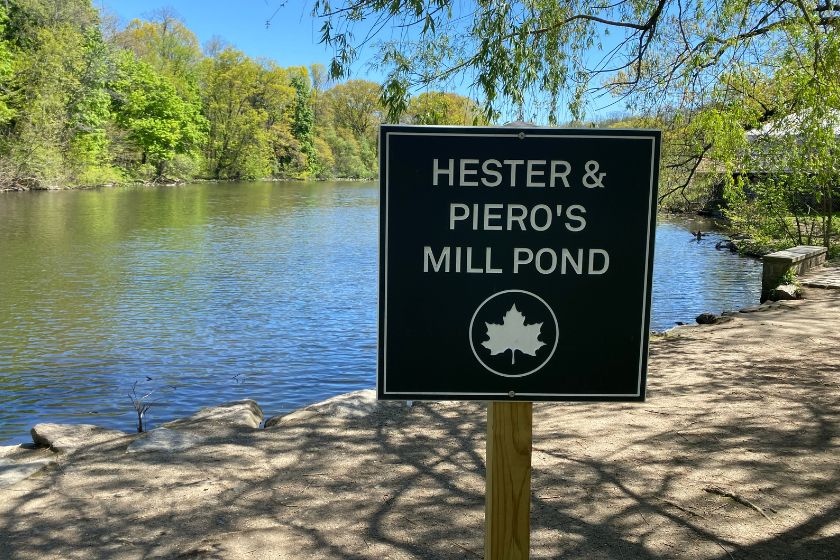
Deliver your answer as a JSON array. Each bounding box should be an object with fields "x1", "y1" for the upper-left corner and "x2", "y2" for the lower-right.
[{"x1": 482, "y1": 304, "x2": 546, "y2": 365}]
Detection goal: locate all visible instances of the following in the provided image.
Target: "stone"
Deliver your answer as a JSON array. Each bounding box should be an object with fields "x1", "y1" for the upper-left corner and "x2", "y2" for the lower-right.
[
  {"x1": 126, "y1": 428, "x2": 205, "y2": 453},
  {"x1": 0, "y1": 458, "x2": 54, "y2": 488},
  {"x1": 770, "y1": 284, "x2": 800, "y2": 301},
  {"x1": 162, "y1": 400, "x2": 263, "y2": 431},
  {"x1": 695, "y1": 312, "x2": 734, "y2": 325},
  {"x1": 126, "y1": 401, "x2": 263, "y2": 453},
  {"x1": 0, "y1": 457, "x2": 56, "y2": 488},
  {"x1": 265, "y1": 390, "x2": 405, "y2": 428},
  {"x1": 696, "y1": 312, "x2": 719, "y2": 325},
  {"x1": 30, "y1": 423, "x2": 128, "y2": 454},
  {"x1": 0, "y1": 445, "x2": 58, "y2": 488},
  {"x1": 715, "y1": 239, "x2": 737, "y2": 252}
]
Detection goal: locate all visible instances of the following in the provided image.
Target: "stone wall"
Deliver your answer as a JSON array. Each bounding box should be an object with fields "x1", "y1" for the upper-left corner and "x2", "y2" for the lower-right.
[{"x1": 761, "y1": 245, "x2": 827, "y2": 301}]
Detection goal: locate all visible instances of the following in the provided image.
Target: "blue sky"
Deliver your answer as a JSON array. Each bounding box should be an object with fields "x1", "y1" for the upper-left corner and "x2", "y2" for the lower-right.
[{"x1": 101, "y1": 0, "x2": 355, "y2": 73}]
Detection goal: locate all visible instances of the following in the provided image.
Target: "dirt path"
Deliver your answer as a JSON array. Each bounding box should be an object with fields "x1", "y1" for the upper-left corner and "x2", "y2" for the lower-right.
[{"x1": 1, "y1": 289, "x2": 838, "y2": 559}]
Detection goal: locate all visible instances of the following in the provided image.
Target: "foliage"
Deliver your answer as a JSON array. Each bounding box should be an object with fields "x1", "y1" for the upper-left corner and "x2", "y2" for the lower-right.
[
  {"x1": 322, "y1": 79, "x2": 381, "y2": 137},
  {"x1": 111, "y1": 50, "x2": 207, "y2": 179},
  {"x1": 0, "y1": 0, "x2": 483, "y2": 189},
  {"x1": 289, "y1": 74, "x2": 318, "y2": 178},
  {"x1": 707, "y1": 27, "x2": 840, "y2": 251},
  {"x1": 406, "y1": 91, "x2": 487, "y2": 125},
  {"x1": 199, "y1": 47, "x2": 270, "y2": 179},
  {"x1": 113, "y1": 10, "x2": 202, "y2": 92},
  {"x1": 312, "y1": 0, "x2": 839, "y2": 257},
  {"x1": 1, "y1": 0, "x2": 111, "y2": 187},
  {"x1": 314, "y1": 0, "x2": 840, "y2": 122},
  {"x1": 780, "y1": 267, "x2": 800, "y2": 286}
]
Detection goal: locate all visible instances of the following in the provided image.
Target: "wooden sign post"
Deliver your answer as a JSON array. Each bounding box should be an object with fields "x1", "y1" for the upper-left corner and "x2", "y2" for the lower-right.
[{"x1": 485, "y1": 401, "x2": 532, "y2": 559}]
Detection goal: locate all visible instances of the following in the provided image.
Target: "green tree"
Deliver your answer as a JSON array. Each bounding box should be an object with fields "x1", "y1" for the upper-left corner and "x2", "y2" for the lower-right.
[
  {"x1": 0, "y1": 6, "x2": 18, "y2": 127},
  {"x1": 314, "y1": 0, "x2": 838, "y2": 123},
  {"x1": 322, "y1": 79, "x2": 382, "y2": 138},
  {"x1": 3, "y1": 0, "x2": 112, "y2": 186},
  {"x1": 113, "y1": 10, "x2": 202, "y2": 97},
  {"x1": 717, "y1": 35, "x2": 840, "y2": 251},
  {"x1": 315, "y1": 0, "x2": 838, "y2": 254},
  {"x1": 110, "y1": 51, "x2": 207, "y2": 180},
  {"x1": 200, "y1": 48, "x2": 272, "y2": 179},
  {"x1": 407, "y1": 91, "x2": 486, "y2": 125},
  {"x1": 289, "y1": 73, "x2": 318, "y2": 177}
]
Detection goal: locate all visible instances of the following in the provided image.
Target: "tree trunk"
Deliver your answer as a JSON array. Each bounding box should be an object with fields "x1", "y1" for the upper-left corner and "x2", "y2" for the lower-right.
[{"x1": 825, "y1": 183, "x2": 834, "y2": 249}]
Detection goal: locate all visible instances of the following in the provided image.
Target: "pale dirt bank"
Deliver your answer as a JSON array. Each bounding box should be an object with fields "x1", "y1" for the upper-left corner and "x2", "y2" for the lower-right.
[{"x1": 1, "y1": 288, "x2": 838, "y2": 559}]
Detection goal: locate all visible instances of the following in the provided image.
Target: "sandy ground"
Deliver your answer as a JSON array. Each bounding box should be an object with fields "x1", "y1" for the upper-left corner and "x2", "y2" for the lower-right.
[{"x1": 0, "y1": 287, "x2": 838, "y2": 559}]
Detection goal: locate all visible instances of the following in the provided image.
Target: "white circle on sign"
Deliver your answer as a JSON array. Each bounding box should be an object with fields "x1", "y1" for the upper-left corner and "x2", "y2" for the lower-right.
[{"x1": 469, "y1": 289, "x2": 559, "y2": 378}]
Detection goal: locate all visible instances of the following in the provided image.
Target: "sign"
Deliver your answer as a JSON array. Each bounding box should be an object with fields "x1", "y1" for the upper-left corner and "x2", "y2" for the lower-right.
[{"x1": 378, "y1": 125, "x2": 660, "y2": 401}]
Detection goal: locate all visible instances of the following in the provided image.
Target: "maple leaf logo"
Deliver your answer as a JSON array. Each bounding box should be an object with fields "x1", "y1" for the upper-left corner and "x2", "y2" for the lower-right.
[{"x1": 481, "y1": 304, "x2": 546, "y2": 364}]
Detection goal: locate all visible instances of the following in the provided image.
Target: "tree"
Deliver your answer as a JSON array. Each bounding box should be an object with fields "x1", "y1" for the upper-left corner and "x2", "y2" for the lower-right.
[
  {"x1": 2, "y1": 0, "x2": 112, "y2": 186},
  {"x1": 200, "y1": 48, "x2": 271, "y2": 179},
  {"x1": 321, "y1": 79, "x2": 381, "y2": 138},
  {"x1": 406, "y1": 91, "x2": 487, "y2": 125},
  {"x1": 715, "y1": 34, "x2": 840, "y2": 251},
  {"x1": 113, "y1": 10, "x2": 202, "y2": 97},
  {"x1": 0, "y1": 6, "x2": 18, "y2": 127},
  {"x1": 110, "y1": 51, "x2": 208, "y2": 179},
  {"x1": 289, "y1": 72, "x2": 318, "y2": 177},
  {"x1": 315, "y1": 0, "x2": 839, "y2": 121},
  {"x1": 316, "y1": 0, "x2": 840, "y2": 251}
]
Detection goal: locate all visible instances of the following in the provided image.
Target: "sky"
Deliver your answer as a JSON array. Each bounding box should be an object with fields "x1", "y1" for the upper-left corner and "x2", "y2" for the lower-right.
[
  {"x1": 101, "y1": 0, "x2": 361, "y2": 75},
  {"x1": 99, "y1": 1, "x2": 623, "y2": 122}
]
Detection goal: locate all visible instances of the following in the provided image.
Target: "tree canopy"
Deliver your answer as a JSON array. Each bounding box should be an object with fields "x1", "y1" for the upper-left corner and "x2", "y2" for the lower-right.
[
  {"x1": 315, "y1": 0, "x2": 839, "y2": 120},
  {"x1": 316, "y1": 0, "x2": 838, "y2": 252},
  {"x1": 0, "y1": 0, "x2": 482, "y2": 188}
]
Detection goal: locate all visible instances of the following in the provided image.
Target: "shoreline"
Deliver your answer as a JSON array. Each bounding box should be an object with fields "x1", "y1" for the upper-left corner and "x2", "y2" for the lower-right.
[
  {"x1": 0, "y1": 176, "x2": 376, "y2": 193},
  {"x1": 0, "y1": 289, "x2": 801, "y2": 446},
  {"x1": 0, "y1": 245, "x2": 769, "y2": 447},
  {"x1": 2, "y1": 285, "x2": 838, "y2": 558}
]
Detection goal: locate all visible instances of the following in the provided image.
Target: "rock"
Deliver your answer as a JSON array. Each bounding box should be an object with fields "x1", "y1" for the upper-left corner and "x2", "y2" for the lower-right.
[
  {"x1": 0, "y1": 445, "x2": 58, "y2": 488},
  {"x1": 30, "y1": 423, "x2": 128, "y2": 454},
  {"x1": 715, "y1": 239, "x2": 737, "y2": 252},
  {"x1": 264, "y1": 411, "x2": 312, "y2": 428},
  {"x1": 696, "y1": 312, "x2": 719, "y2": 324},
  {"x1": 126, "y1": 400, "x2": 263, "y2": 453},
  {"x1": 0, "y1": 458, "x2": 54, "y2": 488},
  {"x1": 695, "y1": 313, "x2": 734, "y2": 325},
  {"x1": 265, "y1": 390, "x2": 404, "y2": 428},
  {"x1": 769, "y1": 284, "x2": 800, "y2": 301},
  {"x1": 162, "y1": 400, "x2": 263, "y2": 431},
  {"x1": 126, "y1": 428, "x2": 205, "y2": 454},
  {"x1": 0, "y1": 444, "x2": 23, "y2": 459}
]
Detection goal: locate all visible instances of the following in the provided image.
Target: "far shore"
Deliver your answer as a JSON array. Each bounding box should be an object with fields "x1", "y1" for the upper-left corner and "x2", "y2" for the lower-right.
[{"x1": 0, "y1": 176, "x2": 376, "y2": 193}]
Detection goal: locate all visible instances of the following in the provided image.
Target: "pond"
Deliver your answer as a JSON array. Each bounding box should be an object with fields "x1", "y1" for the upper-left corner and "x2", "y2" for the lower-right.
[{"x1": 0, "y1": 182, "x2": 761, "y2": 444}]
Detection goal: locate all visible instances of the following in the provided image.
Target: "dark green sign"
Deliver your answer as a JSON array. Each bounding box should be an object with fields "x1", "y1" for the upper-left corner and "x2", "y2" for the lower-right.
[{"x1": 378, "y1": 125, "x2": 660, "y2": 401}]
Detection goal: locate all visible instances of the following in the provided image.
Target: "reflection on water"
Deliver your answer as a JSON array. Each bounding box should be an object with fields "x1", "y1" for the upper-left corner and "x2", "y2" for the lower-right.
[{"x1": 0, "y1": 184, "x2": 760, "y2": 443}]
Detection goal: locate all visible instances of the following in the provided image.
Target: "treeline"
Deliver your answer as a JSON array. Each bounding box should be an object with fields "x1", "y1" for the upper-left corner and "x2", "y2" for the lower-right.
[{"x1": 0, "y1": 1, "x2": 485, "y2": 189}]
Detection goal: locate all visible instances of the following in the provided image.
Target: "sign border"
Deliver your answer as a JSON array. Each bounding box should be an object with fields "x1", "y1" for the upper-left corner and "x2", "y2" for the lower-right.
[{"x1": 377, "y1": 125, "x2": 660, "y2": 401}]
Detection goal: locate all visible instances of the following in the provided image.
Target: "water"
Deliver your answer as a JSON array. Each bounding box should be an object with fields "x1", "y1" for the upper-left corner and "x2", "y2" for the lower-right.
[
  {"x1": 0, "y1": 183, "x2": 761, "y2": 444},
  {"x1": 652, "y1": 216, "x2": 763, "y2": 329}
]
